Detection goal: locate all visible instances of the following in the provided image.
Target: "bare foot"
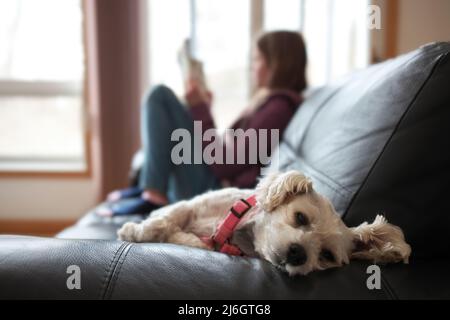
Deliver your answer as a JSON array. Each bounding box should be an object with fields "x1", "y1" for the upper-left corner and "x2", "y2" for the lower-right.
[
  {"x1": 107, "y1": 190, "x2": 122, "y2": 202},
  {"x1": 96, "y1": 207, "x2": 113, "y2": 217},
  {"x1": 141, "y1": 189, "x2": 168, "y2": 206}
]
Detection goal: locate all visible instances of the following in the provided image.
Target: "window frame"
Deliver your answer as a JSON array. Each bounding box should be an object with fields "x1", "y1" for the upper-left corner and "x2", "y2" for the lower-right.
[
  {"x1": 170, "y1": 0, "x2": 373, "y2": 96},
  {"x1": 0, "y1": 0, "x2": 91, "y2": 178}
]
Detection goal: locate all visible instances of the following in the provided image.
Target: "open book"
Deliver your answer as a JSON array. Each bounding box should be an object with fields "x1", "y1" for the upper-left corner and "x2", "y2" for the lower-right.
[{"x1": 178, "y1": 39, "x2": 208, "y2": 93}]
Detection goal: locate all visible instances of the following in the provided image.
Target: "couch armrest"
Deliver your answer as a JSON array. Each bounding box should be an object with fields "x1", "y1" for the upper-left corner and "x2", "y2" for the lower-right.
[{"x1": 0, "y1": 235, "x2": 447, "y2": 299}]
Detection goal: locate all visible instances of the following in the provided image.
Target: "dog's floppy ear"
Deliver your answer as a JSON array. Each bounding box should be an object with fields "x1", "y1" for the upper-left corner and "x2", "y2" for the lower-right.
[
  {"x1": 351, "y1": 215, "x2": 411, "y2": 264},
  {"x1": 255, "y1": 171, "x2": 312, "y2": 212}
]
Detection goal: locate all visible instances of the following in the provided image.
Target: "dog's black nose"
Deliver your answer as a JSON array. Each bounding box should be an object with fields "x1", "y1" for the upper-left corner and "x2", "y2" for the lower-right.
[{"x1": 286, "y1": 244, "x2": 307, "y2": 266}]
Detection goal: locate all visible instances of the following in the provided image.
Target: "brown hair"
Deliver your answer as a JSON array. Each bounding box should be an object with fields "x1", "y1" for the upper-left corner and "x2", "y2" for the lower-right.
[{"x1": 256, "y1": 31, "x2": 308, "y2": 93}]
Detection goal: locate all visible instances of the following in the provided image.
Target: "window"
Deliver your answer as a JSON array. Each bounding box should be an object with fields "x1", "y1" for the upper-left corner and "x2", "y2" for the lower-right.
[
  {"x1": 264, "y1": 0, "x2": 370, "y2": 85},
  {"x1": 147, "y1": 0, "x2": 250, "y2": 129},
  {"x1": 146, "y1": 0, "x2": 370, "y2": 127},
  {"x1": 0, "y1": 0, "x2": 86, "y2": 173},
  {"x1": 147, "y1": 0, "x2": 191, "y2": 96},
  {"x1": 194, "y1": 0, "x2": 251, "y2": 128},
  {"x1": 264, "y1": 0, "x2": 304, "y2": 31}
]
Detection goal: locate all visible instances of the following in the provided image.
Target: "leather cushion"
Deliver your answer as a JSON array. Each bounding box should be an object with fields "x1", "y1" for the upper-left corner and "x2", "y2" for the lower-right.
[{"x1": 3, "y1": 235, "x2": 448, "y2": 299}]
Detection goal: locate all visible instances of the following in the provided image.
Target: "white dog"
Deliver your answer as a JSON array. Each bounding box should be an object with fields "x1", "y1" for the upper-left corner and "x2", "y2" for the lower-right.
[{"x1": 118, "y1": 171, "x2": 411, "y2": 276}]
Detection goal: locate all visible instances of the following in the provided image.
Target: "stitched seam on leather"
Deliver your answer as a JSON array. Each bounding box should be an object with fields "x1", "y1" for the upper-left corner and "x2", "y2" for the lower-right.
[
  {"x1": 291, "y1": 84, "x2": 344, "y2": 149},
  {"x1": 103, "y1": 242, "x2": 133, "y2": 300},
  {"x1": 294, "y1": 60, "x2": 399, "y2": 148},
  {"x1": 293, "y1": 154, "x2": 352, "y2": 196},
  {"x1": 380, "y1": 272, "x2": 398, "y2": 300},
  {"x1": 98, "y1": 242, "x2": 127, "y2": 300},
  {"x1": 342, "y1": 51, "x2": 447, "y2": 221},
  {"x1": 293, "y1": 52, "x2": 429, "y2": 198},
  {"x1": 279, "y1": 146, "x2": 352, "y2": 197}
]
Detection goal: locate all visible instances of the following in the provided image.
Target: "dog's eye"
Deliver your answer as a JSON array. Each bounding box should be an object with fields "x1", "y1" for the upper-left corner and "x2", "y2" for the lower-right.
[
  {"x1": 295, "y1": 212, "x2": 309, "y2": 226},
  {"x1": 319, "y1": 249, "x2": 335, "y2": 262}
]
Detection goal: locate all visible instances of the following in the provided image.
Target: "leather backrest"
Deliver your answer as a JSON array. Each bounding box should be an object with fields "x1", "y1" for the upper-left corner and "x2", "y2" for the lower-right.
[{"x1": 272, "y1": 42, "x2": 450, "y2": 258}]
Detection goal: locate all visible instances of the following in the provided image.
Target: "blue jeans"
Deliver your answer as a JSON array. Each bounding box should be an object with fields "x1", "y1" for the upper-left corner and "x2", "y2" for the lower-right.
[{"x1": 139, "y1": 84, "x2": 219, "y2": 203}]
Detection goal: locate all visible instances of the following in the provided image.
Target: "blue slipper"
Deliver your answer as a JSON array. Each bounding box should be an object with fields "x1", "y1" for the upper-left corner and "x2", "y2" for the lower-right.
[
  {"x1": 118, "y1": 186, "x2": 143, "y2": 199},
  {"x1": 104, "y1": 198, "x2": 162, "y2": 216}
]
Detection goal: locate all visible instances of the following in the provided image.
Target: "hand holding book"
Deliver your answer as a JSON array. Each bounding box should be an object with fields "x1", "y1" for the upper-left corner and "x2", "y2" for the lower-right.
[
  {"x1": 185, "y1": 80, "x2": 213, "y2": 107},
  {"x1": 178, "y1": 39, "x2": 212, "y2": 107}
]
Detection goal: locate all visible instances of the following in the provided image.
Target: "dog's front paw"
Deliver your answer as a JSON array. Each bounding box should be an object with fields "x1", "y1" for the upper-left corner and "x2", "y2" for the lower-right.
[{"x1": 117, "y1": 222, "x2": 141, "y2": 242}]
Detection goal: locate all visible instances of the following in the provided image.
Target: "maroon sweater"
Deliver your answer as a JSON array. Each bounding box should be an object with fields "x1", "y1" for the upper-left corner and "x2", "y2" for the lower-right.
[{"x1": 190, "y1": 91, "x2": 301, "y2": 188}]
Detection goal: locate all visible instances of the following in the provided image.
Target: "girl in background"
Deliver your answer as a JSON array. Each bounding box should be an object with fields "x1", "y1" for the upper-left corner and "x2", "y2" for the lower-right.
[{"x1": 99, "y1": 31, "x2": 308, "y2": 216}]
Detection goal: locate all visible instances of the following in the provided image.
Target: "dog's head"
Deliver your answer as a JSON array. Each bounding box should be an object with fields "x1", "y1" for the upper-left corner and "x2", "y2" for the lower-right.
[{"x1": 235, "y1": 171, "x2": 411, "y2": 276}]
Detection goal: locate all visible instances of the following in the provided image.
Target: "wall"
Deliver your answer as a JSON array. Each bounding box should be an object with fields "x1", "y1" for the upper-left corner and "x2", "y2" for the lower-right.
[
  {"x1": 0, "y1": 178, "x2": 96, "y2": 220},
  {"x1": 397, "y1": 0, "x2": 450, "y2": 55}
]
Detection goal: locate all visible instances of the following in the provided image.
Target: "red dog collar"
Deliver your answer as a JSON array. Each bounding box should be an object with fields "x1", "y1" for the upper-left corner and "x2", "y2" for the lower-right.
[{"x1": 202, "y1": 195, "x2": 257, "y2": 256}]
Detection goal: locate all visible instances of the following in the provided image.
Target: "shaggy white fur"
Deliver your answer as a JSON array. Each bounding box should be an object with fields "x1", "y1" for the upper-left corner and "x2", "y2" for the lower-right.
[{"x1": 118, "y1": 171, "x2": 411, "y2": 276}]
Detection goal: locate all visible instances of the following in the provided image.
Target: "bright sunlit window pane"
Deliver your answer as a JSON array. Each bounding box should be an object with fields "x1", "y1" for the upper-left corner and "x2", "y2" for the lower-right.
[
  {"x1": 195, "y1": 0, "x2": 250, "y2": 128},
  {"x1": 147, "y1": 0, "x2": 369, "y2": 129},
  {"x1": 0, "y1": 0, "x2": 83, "y2": 81},
  {"x1": 0, "y1": 96, "x2": 84, "y2": 171},
  {"x1": 0, "y1": 0, "x2": 85, "y2": 172},
  {"x1": 264, "y1": 0, "x2": 303, "y2": 31},
  {"x1": 147, "y1": 0, "x2": 250, "y2": 129},
  {"x1": 304, "y1": 0, "x2": 370, "y2": 85},
  {"x1": 147, "y1": 0, "x2": 191, "y2": 95},
  {"x1": 262, "y1": 0, "x2": 369, "y2": 87},
  {"x1": 303, "y1": 0, "x2": 330, "y2": 85},
  {"x1": 328, "y1": 0, "x2": 370, "y2": 80}
]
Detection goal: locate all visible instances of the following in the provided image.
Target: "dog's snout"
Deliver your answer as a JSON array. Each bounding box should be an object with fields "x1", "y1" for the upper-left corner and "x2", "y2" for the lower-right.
[{"x1": 286, "y1": 244, "x2": 307, "y2": 266}]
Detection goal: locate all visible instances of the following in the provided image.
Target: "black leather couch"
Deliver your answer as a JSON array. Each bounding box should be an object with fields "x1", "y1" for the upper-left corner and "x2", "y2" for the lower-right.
[{"x1": 1, "y1": 42, "x2": 449, "y2": 299}]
